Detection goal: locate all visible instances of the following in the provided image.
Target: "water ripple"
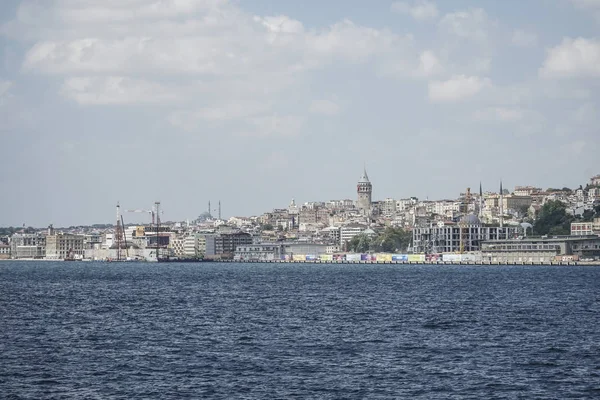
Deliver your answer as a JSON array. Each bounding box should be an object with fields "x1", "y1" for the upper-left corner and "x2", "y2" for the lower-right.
[{"x1": 1, "y1": 262, "x2": 599, "y2": 399}]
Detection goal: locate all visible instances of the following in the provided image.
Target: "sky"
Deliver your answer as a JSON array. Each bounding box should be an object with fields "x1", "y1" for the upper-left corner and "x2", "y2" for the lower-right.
[{"x1": 0, "y1": 0, "x2": 599, "y2": 227}]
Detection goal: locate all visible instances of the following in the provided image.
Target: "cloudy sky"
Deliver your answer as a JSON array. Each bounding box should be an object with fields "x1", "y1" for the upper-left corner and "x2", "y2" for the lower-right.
[{"x1": 0, "y1": 0, "x2": 599, "y2": 227}]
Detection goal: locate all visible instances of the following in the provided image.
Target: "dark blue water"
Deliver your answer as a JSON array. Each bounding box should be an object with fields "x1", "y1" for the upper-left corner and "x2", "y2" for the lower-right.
[{"x1": 1, "y1": 262, "x2": 599, "y2": 399}]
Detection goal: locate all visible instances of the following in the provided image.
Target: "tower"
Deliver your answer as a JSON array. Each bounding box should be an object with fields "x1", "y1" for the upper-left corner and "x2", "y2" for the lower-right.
[
  {"x1": 115, "y1": 202, "x2": 124, "y2": 261},
  {"x1": 357, "y1": 167, "x2": 372, "y2": 216},
  {"x1": 499, "y1": 181, "x2": 504, "y2": 228},
  {"x1": 478, "y1": 182, "x2": 484, "y2": 219}
]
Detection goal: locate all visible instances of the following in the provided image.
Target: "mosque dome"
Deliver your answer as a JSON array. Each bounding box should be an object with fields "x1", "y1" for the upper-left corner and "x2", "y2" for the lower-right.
[{"x1": 460, "y1": 214, "x2": 481, "y2": 226}]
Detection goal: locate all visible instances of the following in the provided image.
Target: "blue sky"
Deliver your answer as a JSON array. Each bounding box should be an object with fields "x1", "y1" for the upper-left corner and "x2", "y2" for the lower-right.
[{"x1": 0, "y1": 0, "x2": 599, "y2": 227}]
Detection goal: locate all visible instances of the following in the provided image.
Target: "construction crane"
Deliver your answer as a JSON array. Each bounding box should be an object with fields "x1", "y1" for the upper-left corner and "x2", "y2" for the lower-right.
[{"x1": 126, "y1": 209, "x2": 154, "y2": 224}]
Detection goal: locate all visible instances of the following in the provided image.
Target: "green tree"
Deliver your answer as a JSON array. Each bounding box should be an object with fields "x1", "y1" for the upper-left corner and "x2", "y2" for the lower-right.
[
  {"x1": 347, "y1": 233, "x2": 371, "y2": 252},
  {"x1": 371, "y1": 227, "x2": 412, "y2": 253},
  {"x1": 533, "y1": 200, "x2": 574, "y2": 235},
  {"x1": 356, "y1": 234, "x2": 371, "y2": 253}
]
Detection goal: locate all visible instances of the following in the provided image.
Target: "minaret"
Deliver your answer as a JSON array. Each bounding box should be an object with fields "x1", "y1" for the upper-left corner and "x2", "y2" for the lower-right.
[
  {"x1": 115, "y1": 202, "x2": 124, "y2": 261},
  {"x1": 357, "y1": 166, "x2": 372, "y2": 217},
  {"x1": 499, "y1": 181, "x2": 504, "y2": 228},
  {"x1": 479, "y1": 182, "x2": 484, "y2": 219}
]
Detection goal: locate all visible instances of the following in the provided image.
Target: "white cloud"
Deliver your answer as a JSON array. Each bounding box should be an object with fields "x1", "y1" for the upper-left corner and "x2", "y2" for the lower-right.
[
  {"x1": 391, "y1": 1, "x2": 439, "y2": 21},
  {"x1": 439, "y1": 8, "x2": 490, "y2": 42},
  {"x1": 61, "y1": 76, "x2": 181, "y2": 105},
  {"x1": 428, "y1": 75, "x2": 491, "y2": 102},
  {"x1": 377, "y1": 49, "x2": 443, "y2": 79},
  {"x1": 309, "y1": 99, "x2": 341, "y2": 116},
  {"x1": 512, "y1": 30, "x2": 538, "y2": 47},
  {"x1": 9, "y1": 0, "x2": 422, "y2": 124},
  {"x1": 540, "y1": 37, "x2": 600, "y2": 78},
  {"x1": 255, "y1": 15, "x2": 304, "y2": 34},
  {"x1": 416, "y1": 50, "x2": 443, "y2": 76}
]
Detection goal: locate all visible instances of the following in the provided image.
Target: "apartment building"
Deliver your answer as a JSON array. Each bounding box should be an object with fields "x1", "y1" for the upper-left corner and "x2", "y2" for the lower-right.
[
  {"x1": 45, "y1": 234, "x2": 85, "y2": 260},
  {"x1": 10, "y1": 233, "x2": 46, "y2": 259}
]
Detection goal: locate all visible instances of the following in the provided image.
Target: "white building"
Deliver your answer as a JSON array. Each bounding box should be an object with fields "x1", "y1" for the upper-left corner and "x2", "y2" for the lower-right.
[
  {"x1": 571, "y1": 219, "x2": 600, "y2": 236},
  {"x1": 340, "y1": 224, "x2": 367, "y2": 246}
]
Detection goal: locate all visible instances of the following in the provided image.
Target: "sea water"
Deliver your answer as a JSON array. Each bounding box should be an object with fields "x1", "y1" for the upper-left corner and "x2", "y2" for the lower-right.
[{"x1": 1, "y1": 262, "x2": 599, "y2": 398}]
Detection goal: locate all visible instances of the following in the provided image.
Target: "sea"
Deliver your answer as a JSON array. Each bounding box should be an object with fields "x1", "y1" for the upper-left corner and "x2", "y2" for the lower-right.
[{"x1": 1, "y1": 261, "x2": 599, "y2": 399}]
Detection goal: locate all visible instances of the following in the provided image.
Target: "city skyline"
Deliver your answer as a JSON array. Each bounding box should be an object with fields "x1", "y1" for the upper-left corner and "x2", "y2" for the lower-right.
[{"x1": 1, "y1": 0, "x2": 599, "y2": 226}]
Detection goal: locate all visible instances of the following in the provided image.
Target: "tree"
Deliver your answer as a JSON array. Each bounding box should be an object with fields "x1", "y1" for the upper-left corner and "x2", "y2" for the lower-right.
[
  {"x1": 371, "y1": 227, "x2": 412, "y2": 253},
  {"x1": 262, "y1": 223, "x2": 274, "y2": 231},
  {"x1": 356, "y1": 234, "x2": 371, "y2": 253},
  {"x1": 581, "y1": 209, "x2": 595, "y2": 222},
  {"x1": 533, "y1": 200, "x2": 574, "y2": 236},
  {"x1": 347, "y1": 234, "x2": 370, "y2": 252}
]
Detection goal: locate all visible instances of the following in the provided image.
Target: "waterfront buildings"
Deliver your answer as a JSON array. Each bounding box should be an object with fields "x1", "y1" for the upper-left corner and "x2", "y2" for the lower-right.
[
  {"x1": 412, "y1": 214, "x2": 521, "y2": 254},
  {"x1": 234, "y1": 242, "x2": 329, "y2": 261},
  {"x1": 10, "y1": 233, "x2": 46, "y2": 259},
  {"x1": 3, "y1": 170, "x2": 600, "y2": 262},
  {"x1": 205, "y1": 231, "x2": 253, "y2": 259},
  {"x1": 481, "y1": 235, "x2": 600, "y2": 263},
  {"x1": 45, "y1": 234, "x2": 85, "y2": 260}
]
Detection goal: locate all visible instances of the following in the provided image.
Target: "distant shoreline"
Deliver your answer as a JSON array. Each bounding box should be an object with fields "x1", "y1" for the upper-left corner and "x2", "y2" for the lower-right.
[{"x1": 1, "y1": 259, "x2": 599, "y2": 266}]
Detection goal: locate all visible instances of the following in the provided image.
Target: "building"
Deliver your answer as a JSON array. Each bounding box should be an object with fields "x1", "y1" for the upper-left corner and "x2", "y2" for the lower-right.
[
  {"x1": 45, "y1": 234, "x2": 85, "y2": 260},
  {"x1": 170, "y1": 236, "x2": 186, "y2": 257},
  {"x1": 514, "y1": 186, "x2": 542, "y2": 196},
  {"x1": 340, "y1": 223, "x2": 367, "y2": 247},
  {"x1": 357, "y1": 167, "x2": 372, "y2": 216},
  {"x1": 502, "y1": 195, "x2": 533, "y2": 212},
  {"x1": 482, "y1": 235, "x2": 600, "y2": 262},
  {"x1": 571, "y1": 218, "x2": 600, "y2": 236},
  {"x1": 591, "y1": 175, "x2": 600, "y2": 187},
  {"x1": 0, "y1": 243, "x2": 10, "y2": 259},
  {"x1": 299, "y1": 206, "x2": 329, "y2": 225},
  {"x1": 183, "y1": 234, "x2": 206, "y2": 258},
  {"x1": 10, "y1": 233, "x2": 46, "y2": 259},
  {"x1": 84, "y1": 234, "x2": 103, "y2": 250},
  {"x1": 234, "y1": 244, "x2": 285, "y2": 261},
  {"x1": 233, "y1": 242, "x2": 329, "y2": 261},
  {"x1": 321, "y1": 226, "x2": 341, "y2": 244},
  {"x1": 412, "y1": 215, "x2": 521, "y2": 253},
  {"x1": 205, "y1": 231, "x2": 253, "y2": 259}
]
